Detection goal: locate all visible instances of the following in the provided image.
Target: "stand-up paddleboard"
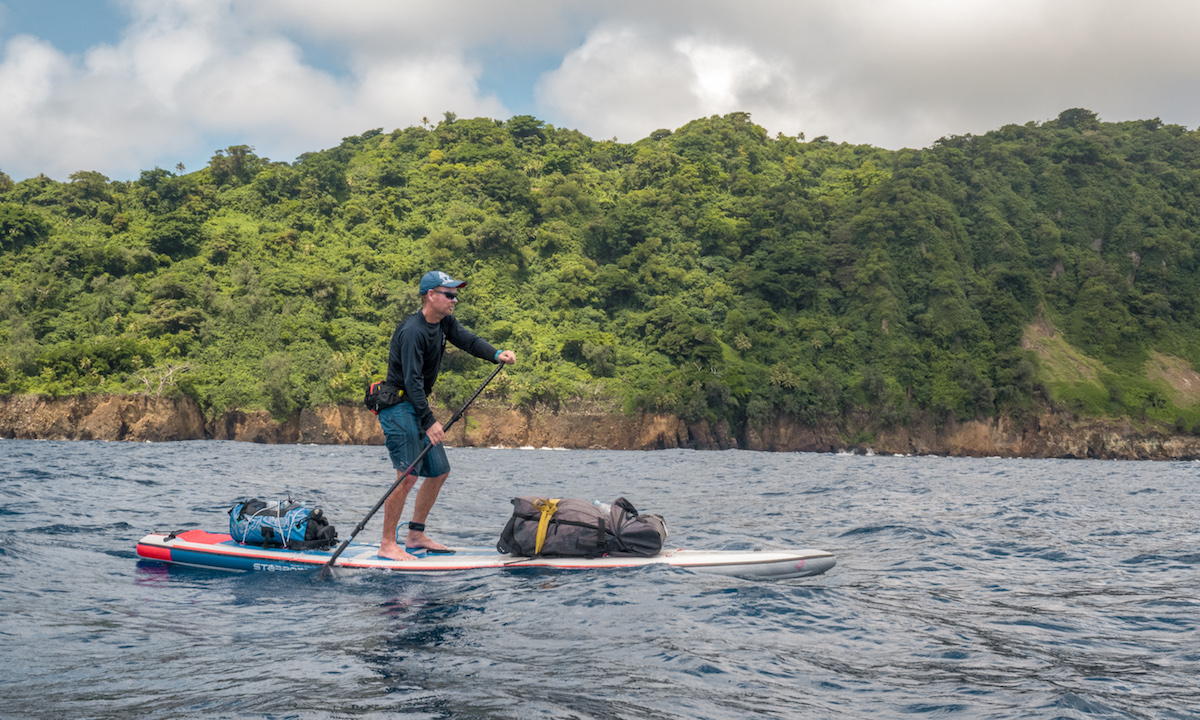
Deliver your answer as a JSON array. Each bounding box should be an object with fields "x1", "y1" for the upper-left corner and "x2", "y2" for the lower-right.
[{"x1": 136, "y1": 530, "x2": 836, "y2": 581}]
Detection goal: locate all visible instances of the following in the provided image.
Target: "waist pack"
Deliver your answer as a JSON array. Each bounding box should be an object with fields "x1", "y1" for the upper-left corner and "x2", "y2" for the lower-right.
[
  {"x1": 364, "y1": 381, "x2": 403, "y2": 415},
  {"x1": 229, "y1": 499, "x2": 338, "y2": 549},
  {"x1": 497, "y1": 496, "x2": 667, "y2": 558}
]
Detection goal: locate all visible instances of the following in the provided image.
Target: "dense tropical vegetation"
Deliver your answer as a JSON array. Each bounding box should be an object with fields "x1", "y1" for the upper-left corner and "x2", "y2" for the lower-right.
[{"x1": 3, "y1": 108, "x2": 1199, "y2": 437}]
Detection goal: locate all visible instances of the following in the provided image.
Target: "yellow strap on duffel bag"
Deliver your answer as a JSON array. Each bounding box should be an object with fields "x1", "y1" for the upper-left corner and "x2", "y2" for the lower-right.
[{"x1": 533, "y1": 498, "x2": 560, "y2": 555}]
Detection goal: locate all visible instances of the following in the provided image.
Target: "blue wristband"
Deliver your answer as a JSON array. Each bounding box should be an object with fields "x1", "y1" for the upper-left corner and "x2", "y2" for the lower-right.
[{"x1": 494, "y1": 349, "x2": 502, "y2": 361}]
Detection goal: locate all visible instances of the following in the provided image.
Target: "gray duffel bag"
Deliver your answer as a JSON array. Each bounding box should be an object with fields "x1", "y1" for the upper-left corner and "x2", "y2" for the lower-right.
[{"x1": 497, "y1": 496, "x2": 667, "y2": 558}]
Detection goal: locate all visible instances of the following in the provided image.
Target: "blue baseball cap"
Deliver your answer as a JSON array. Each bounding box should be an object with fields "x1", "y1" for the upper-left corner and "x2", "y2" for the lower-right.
[{"x1": 419, "y1": 270, "x2": 467, "y2": 295}]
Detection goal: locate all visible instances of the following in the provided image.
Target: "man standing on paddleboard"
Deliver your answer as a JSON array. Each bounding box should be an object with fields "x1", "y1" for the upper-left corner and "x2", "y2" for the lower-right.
[{"x1": 377, "y1": 270, "x2": 516, "y2": 561}]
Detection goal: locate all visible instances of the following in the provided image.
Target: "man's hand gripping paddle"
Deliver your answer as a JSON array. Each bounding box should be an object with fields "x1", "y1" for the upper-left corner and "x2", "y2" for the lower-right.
[{"x1": 318, "y1": 362, "x2": 505, "y2": 578}]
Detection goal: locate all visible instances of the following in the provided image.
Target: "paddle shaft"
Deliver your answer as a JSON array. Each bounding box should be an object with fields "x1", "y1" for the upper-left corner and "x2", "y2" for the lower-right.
[{"x1": 319, "y1": 362, "x2": 505, "y2": 575}]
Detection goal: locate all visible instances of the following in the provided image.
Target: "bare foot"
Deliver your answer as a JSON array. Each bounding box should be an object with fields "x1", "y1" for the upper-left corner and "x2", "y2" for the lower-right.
[
  {"x1": 404, "y1": 532, "x2": 449, "y2": 552},
  {"x1": 378, "y1": 541, "x2": 417, "y2": 561}
]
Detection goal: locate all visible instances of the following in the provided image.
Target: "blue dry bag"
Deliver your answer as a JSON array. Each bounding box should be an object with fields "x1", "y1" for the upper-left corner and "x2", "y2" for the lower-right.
[{"x1": 229, "y1": 499, "x2": 337, "y2": 549}]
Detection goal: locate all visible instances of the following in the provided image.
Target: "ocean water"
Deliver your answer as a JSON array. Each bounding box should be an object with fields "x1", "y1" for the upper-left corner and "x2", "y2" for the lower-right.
[{"x1": 0, "y1": 438, "x2": 1197, "y2": 719}]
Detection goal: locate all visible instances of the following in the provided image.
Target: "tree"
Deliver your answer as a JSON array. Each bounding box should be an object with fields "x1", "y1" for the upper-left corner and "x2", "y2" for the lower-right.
[
  {"x1": 146, "y1": 212, "x2": 205, "y2": 258},
  {"x1": 1056, "y1": 108, "x2": 1100, "y2": 130},
  {"x1": 507, "y1": 115, "x2": 545, "y2": 146},
  {"x1": 208, "y1": 145, "x2": 263, "y2": 187},
  {"x1": 0, "y1": 204, "x2": 51, "y2": 251}
]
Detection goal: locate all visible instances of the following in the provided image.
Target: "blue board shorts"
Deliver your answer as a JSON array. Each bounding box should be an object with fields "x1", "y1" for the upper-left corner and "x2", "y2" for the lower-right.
[{"x1": 378, "y1": 402, "x2": 450, "y2": 477}]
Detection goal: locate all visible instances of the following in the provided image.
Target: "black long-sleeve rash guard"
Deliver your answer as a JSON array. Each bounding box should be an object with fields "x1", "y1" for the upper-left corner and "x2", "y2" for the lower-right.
[{"x1": 385, "y1": 310, "x2": 498, "y2": 431}]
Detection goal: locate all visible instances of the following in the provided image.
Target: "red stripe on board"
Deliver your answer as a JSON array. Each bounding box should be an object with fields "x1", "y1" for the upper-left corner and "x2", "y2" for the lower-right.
[
  {"x1": 137, "y1": 543, "x2": 172, "y2": 561},
  {"x1": 177, "y1": 530, "x2": 233, "y2": 544}
]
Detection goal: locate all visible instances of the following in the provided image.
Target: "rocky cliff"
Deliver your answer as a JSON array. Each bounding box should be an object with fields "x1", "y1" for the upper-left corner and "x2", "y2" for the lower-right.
[{"x1": 2, "y1": 393, "x2": 1198, "y2": 460}]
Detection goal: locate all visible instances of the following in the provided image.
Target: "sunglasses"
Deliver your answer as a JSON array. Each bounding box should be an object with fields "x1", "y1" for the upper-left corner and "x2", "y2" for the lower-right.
[{"x1": 430, "y1": 290, "x2": 458, "y2": 300}]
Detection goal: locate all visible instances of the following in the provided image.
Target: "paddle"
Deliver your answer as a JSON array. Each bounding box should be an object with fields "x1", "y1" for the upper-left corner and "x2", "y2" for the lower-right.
[{"x1": 318, "y1": 362, "x2": 505, "y2": 578}]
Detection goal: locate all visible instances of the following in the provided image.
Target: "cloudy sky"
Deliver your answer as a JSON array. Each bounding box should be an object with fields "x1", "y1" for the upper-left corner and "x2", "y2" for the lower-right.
[{"x1": 2, "y1": 0, "x2": 1198, "y2": 182}]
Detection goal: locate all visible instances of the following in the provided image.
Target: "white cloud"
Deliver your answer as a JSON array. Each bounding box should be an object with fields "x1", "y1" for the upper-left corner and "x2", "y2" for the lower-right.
[
  {"x1": 536, "y1": 26, "x2": 816, "y2": 142},
  {"x1": 0, "y1": 0, "x2": 510, "y2": 180},
  {"x1": 3, "y1": 0, "x2": 1199, "y2": 181},
  {"x1": 0, "y1": 36, "x2": 66, "y2": 136},
  {"x1": 242, "y1": 0, "x2": 580, "y2": 54},
  {"x1": 536, "y1": 0, "x2": 1200, "y2": 148},
  {"x1": 536, "y1": 27, "x2": 695, "y2": 140},
  {"x1": 674, "y1": 38, "x2": 784, "y2": 111},
  {"x1": 0, "y1": 34, "x2": 178, "y2": 179}
]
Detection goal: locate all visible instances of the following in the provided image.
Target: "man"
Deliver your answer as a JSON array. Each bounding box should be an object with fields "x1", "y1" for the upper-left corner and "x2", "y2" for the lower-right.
[{"x1": 377, "y1": 270, "x2": 516, "y2": 561}]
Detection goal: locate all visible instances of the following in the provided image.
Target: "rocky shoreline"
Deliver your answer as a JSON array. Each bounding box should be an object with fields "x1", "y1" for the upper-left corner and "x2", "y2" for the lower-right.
[{"x1": 2, "y1": 393, "x2": 1198, "y2": 460}]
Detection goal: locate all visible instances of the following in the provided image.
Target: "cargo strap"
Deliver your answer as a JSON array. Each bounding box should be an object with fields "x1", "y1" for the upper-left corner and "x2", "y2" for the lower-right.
[{"x1": 533, "y1": 498, "x2": 560, "y2": 555}]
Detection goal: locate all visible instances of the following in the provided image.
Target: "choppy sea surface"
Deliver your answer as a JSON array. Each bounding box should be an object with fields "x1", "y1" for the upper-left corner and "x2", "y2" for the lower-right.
[{"x1": 0, "y1": 438, "x2": 1197, "y2": 719}]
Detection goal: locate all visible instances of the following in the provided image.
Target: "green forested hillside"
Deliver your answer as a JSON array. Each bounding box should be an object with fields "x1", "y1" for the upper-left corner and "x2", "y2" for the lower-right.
[{"x1": 3, "y1": 109, "x2": 1199, "y2": 434}]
